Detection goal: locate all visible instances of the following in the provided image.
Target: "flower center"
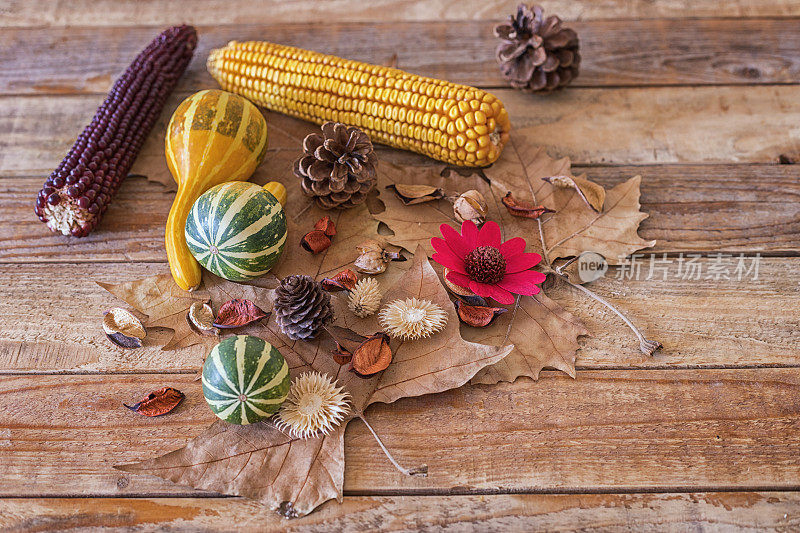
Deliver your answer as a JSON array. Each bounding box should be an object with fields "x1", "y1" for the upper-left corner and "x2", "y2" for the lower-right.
[
  {"x1": 464, "y1": 246, "x2": 506, "y2": 284},
  {"x1": 403, "y1": 308, "x2": 425, "y2": 324},
  {"x1": 298, "y1": 393, "x2": 323, "y2": 417}
]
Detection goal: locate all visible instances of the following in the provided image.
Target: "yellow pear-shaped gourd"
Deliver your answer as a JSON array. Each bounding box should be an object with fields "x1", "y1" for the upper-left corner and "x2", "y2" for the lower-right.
[{"x1": 165, "y1": 89, "x2": 268, "y2": 291}]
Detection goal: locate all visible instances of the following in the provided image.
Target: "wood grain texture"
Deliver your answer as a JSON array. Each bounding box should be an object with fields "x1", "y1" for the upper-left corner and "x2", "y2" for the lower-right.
[
  {"x1": 1, "y1": 493, "x2": 798, "y2": 531},
  {"x1": 2, "y1": 0, "x2": 799, "y2": 26},
  {"x1": 0, "y1": 369, "x2": 798, "y2": 495},
  {"x1": 3, "y1": 18, "x2": 800, "y2": 96},
  {"x1": 2, "y1": 164, "x2": 798, "y2": 264},
  {"x1": 0, "y1": 257, "x2": 796, "y2": 373},
  {"x1": 2, "y1": 85, "x2": 799, "y2": 182}
]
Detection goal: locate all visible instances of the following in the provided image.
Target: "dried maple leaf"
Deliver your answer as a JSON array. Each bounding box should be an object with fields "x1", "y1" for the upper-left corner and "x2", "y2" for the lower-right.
[
  {"x1": 484, "y1": 130, "x2": 655, "y2": 266},
  {"x1": 116, "y1": 249, "x2": 511, "y2": 517},
  {"x1": 372, "y1": 133, "x2": 656, "y2": 383}
]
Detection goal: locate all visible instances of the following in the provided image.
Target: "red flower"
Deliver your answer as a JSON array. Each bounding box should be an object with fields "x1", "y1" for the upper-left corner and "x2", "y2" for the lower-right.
[{"x1": 431, "y1": 220, "x2": 546, "y2": 305}]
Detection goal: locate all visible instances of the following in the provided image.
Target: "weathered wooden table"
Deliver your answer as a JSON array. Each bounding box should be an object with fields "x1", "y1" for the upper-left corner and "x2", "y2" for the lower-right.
[{"x1": 1, "y1": 1, "x2": 799, "y2": 530}]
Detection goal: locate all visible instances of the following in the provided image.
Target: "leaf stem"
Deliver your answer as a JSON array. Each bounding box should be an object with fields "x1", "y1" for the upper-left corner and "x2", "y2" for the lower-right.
[
  {"x1": 553, "y1": 272, "x2": 662, "y2": 356},
  {"x1": 357, "y1": 414, "x2": 428, "y2": 476}
]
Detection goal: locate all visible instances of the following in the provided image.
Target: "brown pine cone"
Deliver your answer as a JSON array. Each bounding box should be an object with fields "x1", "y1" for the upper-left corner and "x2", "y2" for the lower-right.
[
  {"x1": 274, "y1": 275, "x2": 333, "y2": 340},
  {"x1": 294, "y1": 122, "x2": 378, "y2": 209},
  {"x1": 494, "y1": 4, "x2": 580, "y2": 92}
]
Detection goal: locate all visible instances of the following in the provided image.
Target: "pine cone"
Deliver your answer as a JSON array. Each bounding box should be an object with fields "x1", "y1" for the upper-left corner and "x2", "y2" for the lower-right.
[
  {"x1": 274, "y1": 275, "x2": 334, "y2": 340},
  {"x1": 494, "y1": 4, "x2": 580, "y2": 92},
  {"x1": 294, "y1": 122, "x2": 378, "y2": 210}
]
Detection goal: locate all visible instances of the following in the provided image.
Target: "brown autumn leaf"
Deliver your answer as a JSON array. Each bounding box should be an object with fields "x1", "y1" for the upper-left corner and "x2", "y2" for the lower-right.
[
  {"x1": 372, "y1": 134, "x2": 654, "y2": 384},
  {"x1": 484, "y1": 130, "x2": 655, "y2": 266},
  {"x1": 117, "y1": 250, "x2": 511, "y2": 516}
]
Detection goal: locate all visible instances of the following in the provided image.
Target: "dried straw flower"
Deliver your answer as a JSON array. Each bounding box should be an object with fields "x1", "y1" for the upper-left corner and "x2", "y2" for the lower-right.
[
  {"x1": 348, "y1": 277, "x2": 383, "y2": 318},
  {"x1": 379, "y1": 298, "x2": 448, "y2": 341},
  {"x1": 275, "y1": 372, "x2": 351, "y2": 440}
]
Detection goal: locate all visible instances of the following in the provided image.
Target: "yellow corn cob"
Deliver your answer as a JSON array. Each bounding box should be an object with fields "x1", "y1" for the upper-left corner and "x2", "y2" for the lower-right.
[{"x1": 207, "y1": 41, "x2": 511, "y2": 167}]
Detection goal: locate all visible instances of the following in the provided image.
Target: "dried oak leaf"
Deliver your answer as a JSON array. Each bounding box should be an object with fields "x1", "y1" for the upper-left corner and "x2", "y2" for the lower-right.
[
  {"x1": 117, "y1": 249, "x2": 511, "y2": 517},
  {"x1": 124, "y1": 387, "x2": 184, "y2": 417}
]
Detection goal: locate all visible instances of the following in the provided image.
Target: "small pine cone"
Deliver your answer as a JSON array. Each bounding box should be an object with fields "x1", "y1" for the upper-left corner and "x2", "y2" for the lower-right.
[
  {"x1": 274, "y1": 275, "x2": 333, "y2": 340},
  {"x1": 494, "y1": 4, "x2": 580, "y2": 92},
  {"x1": 348, "y1": 277, "x2": 382, "y2": 318},
  {"x1": 294, "y1": 122, "x2": 378, "y2": 210}
]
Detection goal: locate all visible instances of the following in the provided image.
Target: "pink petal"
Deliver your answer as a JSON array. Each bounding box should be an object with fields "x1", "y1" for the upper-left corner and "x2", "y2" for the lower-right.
[
  {"x1": 445, "y1": 270, "x2": 472, "y2": 289},
  {"x1": 431, "y1": 238, "x2": 467, "y2": 273},
  {"x1": 477, "y1": 221, "x2": 502, "y2": 248},
  {"x1": 497, "y1": 270, "x2": 546, "y2": 295},
  {"x1": 500, "y1": 237, "x2": 526, "y2": 258},
  {"x1": 439, "y1": 224, "x2": 471, "y2": 258},
  {"x1": 461, "y1": 220, "x2": 479, "y2": 248},
  {"x1": 469, "y1": 280, "x2": 515, "y2": 305},
  {"x1": 432, "y1": 251, "x2": 467, "y2": 274},
  {"x1": 505, "y1": 252, "x2": 542, "y2": 273}
]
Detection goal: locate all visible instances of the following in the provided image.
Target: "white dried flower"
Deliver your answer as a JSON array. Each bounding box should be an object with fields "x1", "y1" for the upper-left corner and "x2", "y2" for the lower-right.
[
  {"x1": 379, "y1": 298, "x2": 448, "y2": 341},
  {"x1": 348, "y1": 277, "x2": 383, "y2": 318},
  {"x1": 275, "y1": 372, "x2": 351, "y2": 440}
]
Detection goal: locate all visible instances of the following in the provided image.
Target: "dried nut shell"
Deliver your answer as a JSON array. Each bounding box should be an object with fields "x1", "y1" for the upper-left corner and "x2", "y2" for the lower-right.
[
  {"x1": 356, "y1": 239, "x2": 386, "y2": 255},
  {"x1": 188, "y1": 301, "x2": 218, "y2": 335},
  {"x1": 355, "y1": 250, "x2": 387, "y2": 274},
  {"x1": 454, "y1": 189, "x2": 488, "y2": 224},
  {"x1": 103, "y1": 308, "x2": 146, "y2": 349}
]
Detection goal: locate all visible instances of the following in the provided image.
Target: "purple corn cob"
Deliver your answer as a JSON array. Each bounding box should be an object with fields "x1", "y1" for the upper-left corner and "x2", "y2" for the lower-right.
[{"x1": 35, "y1": 25, "x2": 197, "y2": 237}]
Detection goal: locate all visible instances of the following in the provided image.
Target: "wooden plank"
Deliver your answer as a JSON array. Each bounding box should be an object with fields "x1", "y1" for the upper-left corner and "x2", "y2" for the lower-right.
[
  {"x1": 3, "y1": 163, "x2": 798, "y2": 264},
  {"x1": 2, "y1": 85, "x2": 799, "y2": 179},
  {"x1": 1, "y1": 493, "x2": 798, "y2": 531},
  {"x1": 0, "y1": 369, "x2": 797, "y2": 495},
  {"x1": 1, "y1": 0, "x2": 799, "y2": 26},
  {"x1": 0, "y1": 257, "x2": 795, "y2": 373},
  {"x1": 3, "y1": 19, "x2": 800, "y2": 95}
]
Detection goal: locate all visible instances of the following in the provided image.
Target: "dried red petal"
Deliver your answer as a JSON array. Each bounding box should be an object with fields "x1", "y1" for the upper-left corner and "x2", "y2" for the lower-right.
[
  {"x1": 455, "y1": 300, "x2": 508, "y2": 327},
  {"x1": 314, "y1": 216, "x2": 337, "y2": 237},
  {"x1": 213, "y1": 299, "x2": 269, "y2": 329},
  {"x1": 321, "y1": 269, "x2": 358, "y2": 292},
  {"x1": 124, "y1": 387, "x2": 184, "y2": 417},
  {"x1": 502, "y1": 191, "x2": 555, "y2": 219},
  {"x1": 352, "y1": 332, "x2": 392, "y2": 376},
  {"x1": 301, "y1": 229, "x2": 332, "y2": 254}
]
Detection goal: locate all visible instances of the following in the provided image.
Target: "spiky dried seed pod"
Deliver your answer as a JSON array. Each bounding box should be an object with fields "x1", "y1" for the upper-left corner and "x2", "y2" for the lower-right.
[
  {"x1": 275, "y1": 371, "x2": 351, "y2": 439},
  {"x1": 348, "y1": 277, "x2": 383, "y2": 318},
  {"x1": 274, "y1": 275, "x2": 333, "y2": 340},
  {"x1": 379, "y1": 298, "x2": 448, "y2": 341}
]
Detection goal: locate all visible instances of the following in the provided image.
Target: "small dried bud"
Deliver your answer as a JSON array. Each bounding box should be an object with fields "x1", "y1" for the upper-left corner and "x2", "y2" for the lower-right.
[{"x1": 454, "y1": 190, "x2": 488, "y2": 225}]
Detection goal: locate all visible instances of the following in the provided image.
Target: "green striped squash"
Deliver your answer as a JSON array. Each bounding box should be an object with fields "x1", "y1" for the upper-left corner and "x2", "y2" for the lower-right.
[
  {"x1": 202, "y1": 335, "x2": 290, "y2": 425},
  {"x1": 186, "y1": 181, "x2": 287, "y2": 281}
]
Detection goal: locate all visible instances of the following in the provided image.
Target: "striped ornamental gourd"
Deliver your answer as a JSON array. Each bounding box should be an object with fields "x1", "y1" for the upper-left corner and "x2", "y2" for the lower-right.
[
  {"x1": 185, "y1": 181, "x2": 287, "y2": 281},
  {"x1": 207, "y1": 41, "x2": 511, "y2": 167},
  {"x1": 202, "y1": 335, "x2": 290, "y2": 425}
]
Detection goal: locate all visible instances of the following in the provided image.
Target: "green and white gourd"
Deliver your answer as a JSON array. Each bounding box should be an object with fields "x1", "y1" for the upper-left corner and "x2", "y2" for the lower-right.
[
  {"x1": 186, "y1": 181, "x2": 287, "y2": 281},
  {"x1": 202, "y1": 335, "x2": 291, "y2": 425}
]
